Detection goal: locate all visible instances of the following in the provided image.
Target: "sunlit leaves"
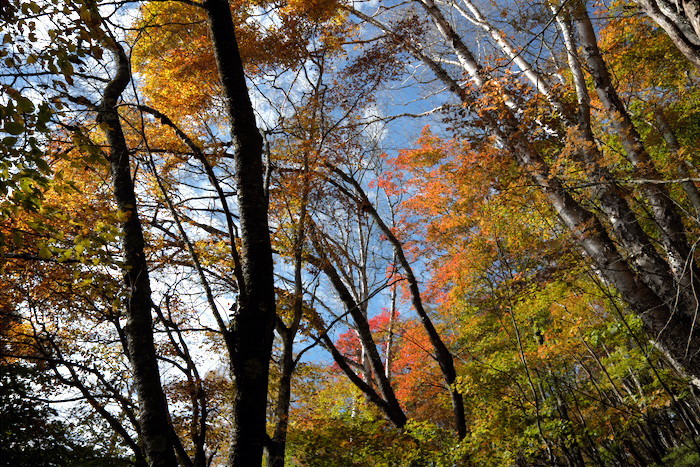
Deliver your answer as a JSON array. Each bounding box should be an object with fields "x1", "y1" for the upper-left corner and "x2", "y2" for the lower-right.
[
  {"x1": 382, "y1": 120, "x2": 694, "y2": 463},
  {"x1": 132, "y1": 0, "x2": 347, "y2": 128}
]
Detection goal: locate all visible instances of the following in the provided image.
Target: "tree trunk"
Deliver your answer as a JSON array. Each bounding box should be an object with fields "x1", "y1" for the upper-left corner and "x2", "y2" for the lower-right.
[
  {"x1": 320, "y1": 332, "x2": 405, "y2": 423},
  {"x1": 633, "y1": 0, "x2": 700, "y2": 72},
  {"x1": 573, "y1": 2, "x2": 698, "y2": 299},
  {"x1": 204, "y1": 1, "x2": 277, "y2": 465},
  {"x1": 328, "y1": 166, "x2": 467, "y2": 439},
  {"x1": 308, "y1": 240, "x2": 407, "y2": 428},
  {"x1": 268, "y1": 185, "x2": 309, "y2": 467},
  {"x1": 551, "y1": 1, "x2": 689, "y2": 315},
  {"x1": 385, "y1": 279, "x2": 397, "y2": 381},
  {"x1": 99, "y1": 37, "x2": 177, "y2": 467},
  {"x1": 267, "y1": 330, "x2": 294, "y2": 467},
  {"x1": 507, "y1": 136, "x2": 700, "y2": 378}
]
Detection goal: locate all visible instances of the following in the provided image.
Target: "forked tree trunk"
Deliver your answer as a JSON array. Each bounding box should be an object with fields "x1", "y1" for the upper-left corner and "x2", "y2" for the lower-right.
[
  {"x1": 328, "y1": 167, "x2": 467, "y2": 439},
  {"x1": 307, "y1": 240, "x2": 407, "y2": 428},
  {"x1": 268, "y1": 185, "x2": 309, "y2": 467},
  {"x1": 204, "y1": 1, "x2": 277, "y2": 465}
]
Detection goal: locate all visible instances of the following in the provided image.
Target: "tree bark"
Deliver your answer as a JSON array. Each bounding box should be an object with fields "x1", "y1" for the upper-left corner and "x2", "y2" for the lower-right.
[
  {"x1": 633, "y1": 0, "x2": 700, "y2": 72},
  {"x1": 573, "y1": 2, "x2": 697, "y2": 295},
  {"x1": 267, "y1": 327, "x2": 294, "y2": 467},
  {"x1": 551, "y1": 3, "x2": 688, "y2": 313},
  {"x1": 98, "y1": 36, "x2": 178, "y2": 467},
  {"x1": 320, "y1": 331, "x2": 405, "y2": 421},
  {"x1": 204, "y1": 1, "x2": 277, "y2": 465},
  {"x1": 508, "y1": 135, "x2": 700, "y2": 378}
]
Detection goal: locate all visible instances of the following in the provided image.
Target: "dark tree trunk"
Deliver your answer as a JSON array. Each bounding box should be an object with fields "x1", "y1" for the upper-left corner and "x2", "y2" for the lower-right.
[
  {"x1": 267, "y1": 331, "x2": 294, "y2": 467},
  {"x1": 204, "y1": 1, "x2": 277, "y2": 465},
  {"x1": 307, "y1": 241, "x2": 407, "y2": 428},
  {"x1": 268, "y1": 194, "x2": 307, "y2": 467},
  {"x1": 99, "y1": 38, "x2": 178, "y2": 467},
  {"x1": 328, "y1": 166, "x2": 467, "y2": 439},
  {"x1": 320, "y1": 331, "x2": 407, "y2": 424}
]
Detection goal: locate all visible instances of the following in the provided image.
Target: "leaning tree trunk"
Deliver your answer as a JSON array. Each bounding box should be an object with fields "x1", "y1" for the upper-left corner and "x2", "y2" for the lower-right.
[
  {"x1": 307, "y1": 239, "x2": 408, "y2": 428},
  {"x1": 633, "y1": 0, "x2": 700, "y2": 72},
  {"x1": 349, "y1": 0, "x2": 700, "y2": 380},
  {"x1": 573, "y1": 2, "x2": 698, "y2": 296},
  {"x1": 98, "y1": 35, "x2": 177, "y2": 467},
  {"x1": 328, "y1": 166, "x2": 467, "y2": 439},
  {"x1": 204, "y1": 1, "x2": 277, "y2": 465}
]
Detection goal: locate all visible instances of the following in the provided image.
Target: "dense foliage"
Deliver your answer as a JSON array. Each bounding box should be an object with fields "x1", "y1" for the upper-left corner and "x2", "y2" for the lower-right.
[{"x1": 2, "y1": 0, "x2": 700, "y2": 465}]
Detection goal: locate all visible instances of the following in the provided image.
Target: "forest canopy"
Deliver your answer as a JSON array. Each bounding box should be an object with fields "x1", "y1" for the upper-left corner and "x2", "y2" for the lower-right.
[{"x1": 2, "y1": 0, "x2": 700, "y2": 465}]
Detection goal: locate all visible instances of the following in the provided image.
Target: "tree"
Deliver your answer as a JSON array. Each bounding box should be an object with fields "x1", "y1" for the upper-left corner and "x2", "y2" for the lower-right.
[
  {"x1": 0, "y1": 362, "x2": 126, "y2": 467},
  {"x1": 203, "y1": 1, "x2": 277, "y2": 464},
  {"x1": 2, "y1": 1, "x2": 179, "y2": 464},
  {"x1": 386, "y1": 126, "x2": 700, "y2": 464},
  {"x1": 327, "y1": 164, "x2": 469, "y2": 439},
  {"x1": 633, "y1": 0, "x2": 700, "y2": 72},
  {"x1": 131, "y1": 1, "x2": 345, "y2": 462},
  {"x1": 5, "y1": 0, "x2": 700, "y2": 464},
  {"x1": 94, "y1": 19, "x2": 178, "y2": 467},
  {"x1": 343, "y1": 0, "x2": 700, "y2": 380}
]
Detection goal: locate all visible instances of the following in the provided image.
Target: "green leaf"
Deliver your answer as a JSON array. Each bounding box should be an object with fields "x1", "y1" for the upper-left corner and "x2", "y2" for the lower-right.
[
  {"x1": 16, "y1": 96, "x2": 35, "y2": 114},
  {"x1": 2, "y1": 136, "x2": 18, "y2": 146},
  {"x1": 34, "y1": 157, "x2": 50, "y2": 174},
  {"x1": 4, "y1": 121, "x2": 25, "y2": 135},
  {"x1": 19, "y1": 177, "x2": 35, "y2": 193},
  {"x1": 38, "y1": 246, "x2": 51, "y2": 259}
]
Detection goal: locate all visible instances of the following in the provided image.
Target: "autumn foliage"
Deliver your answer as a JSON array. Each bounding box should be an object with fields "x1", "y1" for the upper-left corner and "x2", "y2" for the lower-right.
[{"x1": 3, "y1": 0, "x2": 700, "y2": 465}]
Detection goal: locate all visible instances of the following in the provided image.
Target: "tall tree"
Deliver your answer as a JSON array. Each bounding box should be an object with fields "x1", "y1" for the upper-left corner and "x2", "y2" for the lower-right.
[
  {"x1": 326, "y1": 164, "x2": 468, "y2": 439},
  {"x1": 204, "y1": 0, "x2": 277, "y2": 464},
  {"x1": 88, "y1": 7, "x2": 178, "y2": 465},
  {"x1": 343, "y1": 0, "x2": 700, "y2": 379},
  {"x1": 2, "y1": 1, "x2": 180, "y2": 464}
]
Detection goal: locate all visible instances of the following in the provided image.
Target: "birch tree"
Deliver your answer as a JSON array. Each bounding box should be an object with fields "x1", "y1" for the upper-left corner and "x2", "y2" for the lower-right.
[{"x1": 344, "y1": 0, "x2": 700, "y2": 379}]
